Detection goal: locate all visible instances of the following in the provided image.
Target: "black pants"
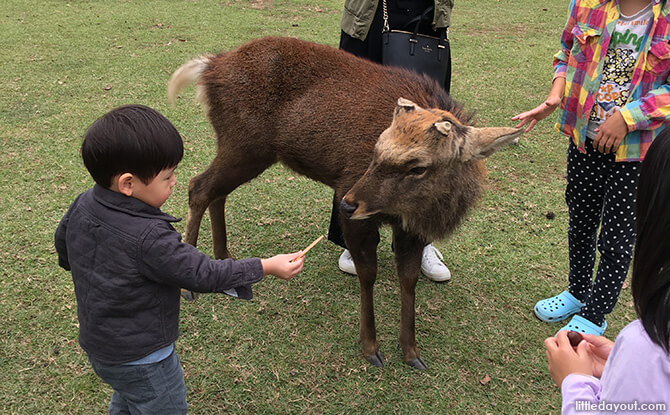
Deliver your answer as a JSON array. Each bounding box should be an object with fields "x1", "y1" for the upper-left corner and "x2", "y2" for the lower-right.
[
  {"x1": 565, "y1": 140, "x2": 640, "y2": 326},
  {"x1": 329, "y1": 0, "x2": 451, "y2": 248}
]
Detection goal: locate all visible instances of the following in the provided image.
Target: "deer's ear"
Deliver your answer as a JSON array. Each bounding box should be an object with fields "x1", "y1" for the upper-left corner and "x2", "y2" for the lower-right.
[
  {"x1": 397, "y1": 97, "x2": 417, "y2": 110},
  {"x1": 394, "y1": 98, "x2": 420, "y2": 116},
  {"x1": 434, "y1": 121, "x2": 452, "y2": 136}
]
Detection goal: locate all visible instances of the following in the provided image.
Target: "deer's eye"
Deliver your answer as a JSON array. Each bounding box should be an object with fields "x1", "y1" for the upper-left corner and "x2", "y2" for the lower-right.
[{"x1": 409, "y1": 166, "x2": 427, "y2": 175}]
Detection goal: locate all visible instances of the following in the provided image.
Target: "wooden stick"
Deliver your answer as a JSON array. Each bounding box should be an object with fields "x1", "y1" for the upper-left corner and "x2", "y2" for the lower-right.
[{"x1": 291, "y1": 235, "x2": 325, "y2": 261}]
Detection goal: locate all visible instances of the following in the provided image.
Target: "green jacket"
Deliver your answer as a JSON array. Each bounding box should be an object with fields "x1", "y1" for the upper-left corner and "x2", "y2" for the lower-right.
[{"x1": 341, "y1": 0, "x2": 454, "y2": 41}]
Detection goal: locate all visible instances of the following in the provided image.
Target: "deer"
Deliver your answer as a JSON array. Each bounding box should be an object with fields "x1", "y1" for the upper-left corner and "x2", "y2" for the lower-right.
[{"x1": 168, "y1": 36, "x2": 523, "y2": 370}]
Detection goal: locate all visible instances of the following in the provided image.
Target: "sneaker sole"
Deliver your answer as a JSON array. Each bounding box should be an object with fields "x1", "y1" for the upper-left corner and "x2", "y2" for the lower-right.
[{"x1": 421, "y1": 270, "x2": 451, "y2": 282}]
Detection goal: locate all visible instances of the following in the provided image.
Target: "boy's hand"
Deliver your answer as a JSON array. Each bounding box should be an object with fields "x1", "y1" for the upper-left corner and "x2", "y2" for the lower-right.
[
  {"x1": 593, "y1": 111, "x2": 628, "y2": 154},
  {"x1": 261, "y1": 252, "x2": 304, "y2": 280},
  {"x1": 544, "y1": 330, "x2": 595, "y2": 387}
]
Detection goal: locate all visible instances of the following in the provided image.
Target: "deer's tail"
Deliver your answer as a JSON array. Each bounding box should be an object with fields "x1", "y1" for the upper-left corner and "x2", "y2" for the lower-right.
[{"x1": 167, "y1": 54, "x2": 214, "y2": 106}]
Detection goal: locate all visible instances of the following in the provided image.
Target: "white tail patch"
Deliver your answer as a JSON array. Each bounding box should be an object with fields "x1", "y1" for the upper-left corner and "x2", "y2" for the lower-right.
[{"x1": 167, "y1": 55, "x2": 213, "y2": 107}]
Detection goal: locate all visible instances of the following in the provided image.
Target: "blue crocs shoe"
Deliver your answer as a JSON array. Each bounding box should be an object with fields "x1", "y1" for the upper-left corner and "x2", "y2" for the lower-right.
[
  {"x1": 534, "y1": 290, "x2": 584, "y2": 323},
  {"x1": 557, "y1": 315, "x2": 607, "y2": 336}
]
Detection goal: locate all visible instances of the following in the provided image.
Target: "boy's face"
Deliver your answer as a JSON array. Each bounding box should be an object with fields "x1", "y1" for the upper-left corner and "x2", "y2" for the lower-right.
[{"x1": 132, "y1": 167, "x2": 177, "y2": 208}]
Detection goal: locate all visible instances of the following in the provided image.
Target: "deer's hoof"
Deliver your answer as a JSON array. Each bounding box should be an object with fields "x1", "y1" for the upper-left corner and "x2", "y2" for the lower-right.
[
  {"x1": 180, "y1": 289, "x2": 200, "y2": 301},
  {"x1": 365, "y1": 351, "x2": 385, "y2": 367},
  {"x1": 406, "y1": 357, "x2": 427, "y2": 370}
]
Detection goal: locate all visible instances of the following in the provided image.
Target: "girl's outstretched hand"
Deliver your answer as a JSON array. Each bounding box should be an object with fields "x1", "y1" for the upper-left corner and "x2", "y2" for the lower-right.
[
  {"x1": 261, "y1": 252, "x2": 304, "y2": 280},
  {"x1": 512, "y1": 77, "x2": 565, "y2": 132},
  {"x1": 512, "y1": 96, "x2": 562, "y2": 132}
]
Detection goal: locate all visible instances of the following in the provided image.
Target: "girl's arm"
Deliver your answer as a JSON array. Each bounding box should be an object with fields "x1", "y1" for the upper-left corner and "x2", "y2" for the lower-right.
[
  {"x1": 598, "y1": 81, "x2": 670, "y2": 154},
  {"x1": 592, "y1": 111, "x2": 628, "y2": 154},
  {"x1": 511, "y1": 0, "x2": 575, "y2": 131},
  {"x1": 619, "y1": 84, "x2": 670, "y2": 132},
  {"x1": 560, "y1": 374, "x2": 602, "y2": 415},
  {"x1": 511, "y1": 78, "x2": 565, "y2": 132},
  {"x1": 553, "y1": 0, "x2": 578, "y2": 79}
]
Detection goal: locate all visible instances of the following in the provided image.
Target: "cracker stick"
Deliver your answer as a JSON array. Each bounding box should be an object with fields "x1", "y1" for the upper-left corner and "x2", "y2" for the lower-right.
[{"x1": 291, "y1": 235, "x2": 325, "y2": 261}]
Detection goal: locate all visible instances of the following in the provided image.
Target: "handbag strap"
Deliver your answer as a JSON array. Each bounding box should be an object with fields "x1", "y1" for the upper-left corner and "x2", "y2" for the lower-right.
[{"x1": 382, "y1": 0, "x2": 390, "y2": 32}]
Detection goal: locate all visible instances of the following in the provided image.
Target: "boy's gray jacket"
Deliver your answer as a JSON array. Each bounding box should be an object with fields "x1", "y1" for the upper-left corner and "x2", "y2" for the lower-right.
[
  {"x1": 55, "y1": 185, "x2": 264, "y2": 364},
  {"x1": 341, "y1": 0, "x2": 454, "y2": 41}
]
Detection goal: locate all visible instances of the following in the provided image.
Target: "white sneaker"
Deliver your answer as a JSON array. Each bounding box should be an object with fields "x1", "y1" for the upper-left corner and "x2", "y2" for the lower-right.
[
  {"x1": 421, "y1": 244, "x2": 451, "y2": 282},
  {"x1": 338, "y1": 249, "x2": 357, "y2": 275},
  {"x1": 339, "y1": 245, "x2": 451, "y2": 281}
]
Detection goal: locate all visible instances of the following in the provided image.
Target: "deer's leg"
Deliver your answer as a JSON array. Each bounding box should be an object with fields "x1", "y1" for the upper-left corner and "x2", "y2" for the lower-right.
[
  {"x1": 183, "y1": 171, "x2": 210, "y2": 247},
  {"x1": 392, "y1": 226, "x2": 427, "y2": 370},
  {"x1": 342, "y1": 219, "x2": 382, "y2": 367},
  {"x1": 208, "y1": 197, "x2": 231, "y2": 260},
  {"x1": 180, "y1": 167, "x2": 220, "y2": 301},
  {"x1": 181, "y1": 147, "x2": 275, "y2": 299},
  {"x1": 188, "y1": 145, "x2": 275, "y2": 251}
]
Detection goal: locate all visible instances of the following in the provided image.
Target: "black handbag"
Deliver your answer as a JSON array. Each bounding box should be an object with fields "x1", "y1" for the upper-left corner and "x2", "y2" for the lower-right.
[{"x1": 381, "y1": 0, "x2": 451, "y2": 91}]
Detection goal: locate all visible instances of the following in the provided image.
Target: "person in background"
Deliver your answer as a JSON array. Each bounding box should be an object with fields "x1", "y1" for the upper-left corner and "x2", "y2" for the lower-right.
[{"x1": 333, "y1": 0, "x2": 454, "y2": 282}]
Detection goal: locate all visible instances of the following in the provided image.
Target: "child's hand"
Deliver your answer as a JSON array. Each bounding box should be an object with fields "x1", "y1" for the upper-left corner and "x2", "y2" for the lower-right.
[
  {"x1": 580, "y1": 333, "x2": 614, "y2": 378},
  {"x1": 511, "y1": 97, "x2": 562, "y2": 132},
  {"x1": 544, "y1": 330, "x2": 595, "y2": 387},
  {"x1": 261, "y1": 252, "x2": 304, "y2": 280},
  {"x1": 593, "y1": 111, "x2": 628, "y2": 154},
  {"x1": 512, "y1": 78, "x2": 565, "y2": 132}
]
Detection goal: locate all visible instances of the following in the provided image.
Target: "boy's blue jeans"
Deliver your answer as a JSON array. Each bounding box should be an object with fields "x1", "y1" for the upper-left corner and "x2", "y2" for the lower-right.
[{"x1": 89, "y1": 350, "x2": 188, "y2": 414}]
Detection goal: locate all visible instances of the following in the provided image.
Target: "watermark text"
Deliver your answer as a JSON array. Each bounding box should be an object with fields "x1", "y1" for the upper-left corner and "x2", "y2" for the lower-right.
[{"x1": 575, "y1": 400, "x2": 667, "y2": 413}]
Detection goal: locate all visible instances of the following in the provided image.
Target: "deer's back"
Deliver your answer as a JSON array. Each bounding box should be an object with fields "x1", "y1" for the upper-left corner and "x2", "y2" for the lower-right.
[{"x1": 199, "y1": 37, "x2": 460, "y2": 190}]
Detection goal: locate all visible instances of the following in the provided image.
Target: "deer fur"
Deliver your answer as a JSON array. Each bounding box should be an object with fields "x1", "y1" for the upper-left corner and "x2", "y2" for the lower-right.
[{"x1": 168, "y1": 36, "x2": 523, "y2": 369}]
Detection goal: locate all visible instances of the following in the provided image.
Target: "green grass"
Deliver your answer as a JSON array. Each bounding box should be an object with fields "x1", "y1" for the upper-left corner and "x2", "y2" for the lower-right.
[{"x1": 0, "y1": 0, "x2": 637, "y2": 413}]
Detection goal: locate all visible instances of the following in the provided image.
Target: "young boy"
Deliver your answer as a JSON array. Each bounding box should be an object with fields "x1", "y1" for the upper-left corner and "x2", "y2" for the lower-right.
[{"x1": 54, "y1": 104, "x2": 304, "y2": 414}]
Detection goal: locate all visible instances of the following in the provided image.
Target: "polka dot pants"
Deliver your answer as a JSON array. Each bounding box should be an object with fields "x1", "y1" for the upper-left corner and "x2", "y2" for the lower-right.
[{"x1": 565, "y1": 140, "x2": 640, "y2": 326}]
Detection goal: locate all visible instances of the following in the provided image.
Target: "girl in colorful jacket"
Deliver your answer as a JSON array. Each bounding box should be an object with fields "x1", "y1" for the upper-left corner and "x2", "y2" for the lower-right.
[{"x1": 513, "y1": 0, "x2": 670, "y2": 336}]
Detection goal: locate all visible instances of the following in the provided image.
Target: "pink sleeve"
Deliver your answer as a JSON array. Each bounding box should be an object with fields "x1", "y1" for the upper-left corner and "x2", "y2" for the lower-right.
[{"x1": 560, "y1": 373, "x2": 601, "y2": 415}]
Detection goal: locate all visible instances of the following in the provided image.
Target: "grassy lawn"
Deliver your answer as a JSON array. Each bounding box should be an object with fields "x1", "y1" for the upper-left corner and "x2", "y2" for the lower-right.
[{"x1": 0, "y1": 0, "x2": 637, "y2": 413}]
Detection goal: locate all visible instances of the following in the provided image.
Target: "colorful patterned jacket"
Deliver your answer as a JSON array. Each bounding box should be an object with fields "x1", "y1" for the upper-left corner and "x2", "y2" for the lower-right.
[{"x1": 554, "y1": 0, "x2": 670, "y2": 161}]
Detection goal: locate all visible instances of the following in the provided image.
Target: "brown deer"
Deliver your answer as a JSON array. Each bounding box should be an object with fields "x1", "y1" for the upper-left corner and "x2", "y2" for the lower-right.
[{"x1": 168, "y1": 36, "x2": 523, "y2": 370}]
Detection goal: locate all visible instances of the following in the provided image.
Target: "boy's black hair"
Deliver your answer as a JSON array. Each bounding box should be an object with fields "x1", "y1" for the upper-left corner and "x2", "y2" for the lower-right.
[
  {"x1": 81, "y1": 104, "x2": 184, "y2": 188},
  {"x1": 633, "y1": 128, "x2": 670, "y2": 354}
]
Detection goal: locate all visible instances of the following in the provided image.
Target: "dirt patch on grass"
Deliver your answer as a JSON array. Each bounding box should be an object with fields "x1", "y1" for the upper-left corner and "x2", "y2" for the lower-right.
[
  {"x1": 299, "y1": 5, "x2": 339, "y2": 14},
  {"x1": 222, "y1": 0, "x2": 273, "y2": 9},
  {"x1": 476, "y1": 24, "x2": 529, "y2": 37}
]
